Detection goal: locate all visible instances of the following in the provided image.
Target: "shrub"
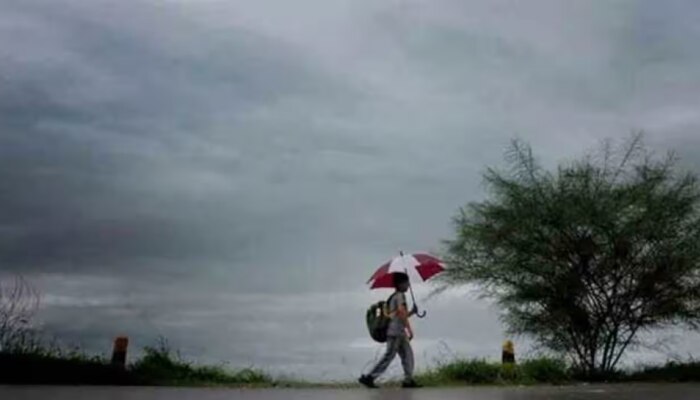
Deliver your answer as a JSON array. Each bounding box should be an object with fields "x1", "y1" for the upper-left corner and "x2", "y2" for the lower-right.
[
  {"x1": 434, "y1": 359, "x2": 501, "y2": 384},
  {"x1": 129, "y1": 340, "x2": 271, "y2": 385},
  {"x1": 519, "y1": 357, "x2": 570, "y2": 383}
]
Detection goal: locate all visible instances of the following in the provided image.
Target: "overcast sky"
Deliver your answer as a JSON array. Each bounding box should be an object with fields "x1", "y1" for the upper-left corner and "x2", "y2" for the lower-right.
[{"x1": 2, "y1": 0, "x2": 700, "y2": 380}]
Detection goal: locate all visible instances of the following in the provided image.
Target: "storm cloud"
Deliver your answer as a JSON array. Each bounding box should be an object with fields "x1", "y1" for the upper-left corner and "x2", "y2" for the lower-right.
[{"x1": 2, "y1": 0, "x2": 700, "y2": 380}]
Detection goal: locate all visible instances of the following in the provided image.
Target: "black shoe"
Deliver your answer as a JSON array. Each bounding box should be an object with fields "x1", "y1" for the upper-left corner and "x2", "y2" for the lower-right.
[
  {"x1": 402, "y1": 380, "x2": 422, "y2": 388},
  {"x1": 358, "y1": 375, "x2": 378, "y2": 389}
]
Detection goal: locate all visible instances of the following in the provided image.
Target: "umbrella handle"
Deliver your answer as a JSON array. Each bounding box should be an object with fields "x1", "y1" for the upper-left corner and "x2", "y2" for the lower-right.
[{"x1": 416, "y1": 309, "x2": 427, "y2": 318}]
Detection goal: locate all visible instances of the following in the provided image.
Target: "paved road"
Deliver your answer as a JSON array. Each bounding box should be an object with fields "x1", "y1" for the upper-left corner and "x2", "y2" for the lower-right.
[{"x1": 2, "y1": 384, "x2": 700, "y2": 400}]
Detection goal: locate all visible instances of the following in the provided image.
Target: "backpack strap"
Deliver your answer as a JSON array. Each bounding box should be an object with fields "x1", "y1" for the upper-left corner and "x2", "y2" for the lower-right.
[{"x1": 383, "y1": 292, "x2": 398, "y2": 317}]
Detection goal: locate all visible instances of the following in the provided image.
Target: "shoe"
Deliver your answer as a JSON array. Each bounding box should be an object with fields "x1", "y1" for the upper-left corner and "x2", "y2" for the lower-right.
[
  {"x1": 402, "y1": 380, "x2": 423, "y2": 388},
  {"x1": 358, "y1": 375, "x2": 378, "y2": 388}
]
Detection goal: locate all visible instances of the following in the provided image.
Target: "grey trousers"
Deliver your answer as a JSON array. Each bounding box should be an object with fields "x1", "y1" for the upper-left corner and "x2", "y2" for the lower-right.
[{"x1": 369, "y1": 335, "x2": 414, "y2": 381}]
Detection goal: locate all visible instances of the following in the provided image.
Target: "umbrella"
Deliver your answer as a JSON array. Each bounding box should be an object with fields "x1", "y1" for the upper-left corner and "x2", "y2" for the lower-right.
[{"x1": 366, "y1": 251, "x2": 445, "y2": 318}]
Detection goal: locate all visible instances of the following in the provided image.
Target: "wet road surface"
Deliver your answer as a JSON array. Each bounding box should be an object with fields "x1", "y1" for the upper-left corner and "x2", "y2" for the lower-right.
[{"x1": 2, "y1": 384, "x2": 699, "y2": 400}]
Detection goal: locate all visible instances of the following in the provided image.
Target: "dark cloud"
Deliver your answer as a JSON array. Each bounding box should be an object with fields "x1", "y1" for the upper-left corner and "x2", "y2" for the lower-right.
[
  {"x1": 2, "y1": 0, "x2": 700, "y2": 380},
  {"x1": 0, "y1": 0, "x2": 370, "y2": 286}
]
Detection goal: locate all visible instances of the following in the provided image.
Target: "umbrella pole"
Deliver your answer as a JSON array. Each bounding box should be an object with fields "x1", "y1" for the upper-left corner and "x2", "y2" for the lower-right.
[{"x1": 404, "y1": 268, "x2": 427, "y2": 318}]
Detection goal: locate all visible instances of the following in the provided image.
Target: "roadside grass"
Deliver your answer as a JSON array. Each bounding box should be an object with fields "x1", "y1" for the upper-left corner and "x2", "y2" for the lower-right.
[
  {"x1": 0, "y1": 350, "x2": 134, "y2": 385},
  {"x1": 626, "y1": 360, "x2": 700, "y2": 383},
  {"x1": 2, "y1": 338, "x2": 699, "y2": 386},
  {"x1": 417, "y1": 356, "x2": 700, "y2": 386},
  {"x1": 129, "y1": 341, "x2": 272, "y2": 386},
  {"x1": 0, "y1": 338, "x2": 273, "y2": 386},
  {"x1": 415, "y1": 357, "x2": 570, "y2": 386}
]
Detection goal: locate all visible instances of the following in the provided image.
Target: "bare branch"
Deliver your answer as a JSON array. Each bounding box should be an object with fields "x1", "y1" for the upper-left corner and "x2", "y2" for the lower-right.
[{"x1": 0, "y1": 275, "x2": 41, "y2": 352}]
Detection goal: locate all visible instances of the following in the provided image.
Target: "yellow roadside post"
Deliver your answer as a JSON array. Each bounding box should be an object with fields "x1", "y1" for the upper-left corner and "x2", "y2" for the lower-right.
[
  {"x1": 502, "y1": 340, "x2": 515, "y2": 364},
  {"x1": 111, "y1": 336, "x2": 129, "y2": 368}
]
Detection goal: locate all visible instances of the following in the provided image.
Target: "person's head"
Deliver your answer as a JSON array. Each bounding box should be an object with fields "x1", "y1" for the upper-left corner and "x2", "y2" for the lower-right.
[{"x1": 393, "y1": 272, "x2": 410, "y2": 292}]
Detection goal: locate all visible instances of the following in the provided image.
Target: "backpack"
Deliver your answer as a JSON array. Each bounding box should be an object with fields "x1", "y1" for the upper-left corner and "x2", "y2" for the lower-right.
[{"x1": 366, "y1": 293, "x2": 397, "y2": 343}]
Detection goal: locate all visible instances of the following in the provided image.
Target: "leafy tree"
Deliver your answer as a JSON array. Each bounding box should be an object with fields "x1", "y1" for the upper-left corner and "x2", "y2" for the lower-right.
[{"x1": 441, "y1": 134, "x2": 700, "y2": 376}]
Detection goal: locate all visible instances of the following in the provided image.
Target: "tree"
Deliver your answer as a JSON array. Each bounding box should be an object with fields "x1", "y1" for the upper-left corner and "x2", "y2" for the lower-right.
[
  {"x1": 441, "y1": 134, "x2": 700, "y2": 376},
  {"x1": 0, "y1": 275, "x2": 40, "y2": 352}
]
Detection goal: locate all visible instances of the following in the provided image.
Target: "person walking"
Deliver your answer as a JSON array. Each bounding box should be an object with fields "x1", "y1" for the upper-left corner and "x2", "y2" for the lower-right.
[{"x1": 359, "y1": 272, "x2": 421, "y2": 388}]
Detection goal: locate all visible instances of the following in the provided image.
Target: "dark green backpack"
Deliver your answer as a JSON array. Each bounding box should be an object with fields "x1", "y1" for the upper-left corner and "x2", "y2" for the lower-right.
[{"x1": 366, "y1": 293, "x2": 396, "y2": 343}]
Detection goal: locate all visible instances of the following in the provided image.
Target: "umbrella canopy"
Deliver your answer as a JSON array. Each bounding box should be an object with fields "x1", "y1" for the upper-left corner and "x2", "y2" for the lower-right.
[{"x1": 367, "y1": 252, "x2": 445, "y2": 289}]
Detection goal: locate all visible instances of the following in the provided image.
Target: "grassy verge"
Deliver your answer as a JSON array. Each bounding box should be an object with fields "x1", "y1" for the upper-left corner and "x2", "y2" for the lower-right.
[
  {"x1": 626, "y1": 360, "x2": 700, "y2": 383},
  {"x1": 129, "y1": 342, "x2": 273, "y2": 386},
  {"x1": 416, "y1": 357, "x2": 571, "y2": 386},
  {"x1": 0, "y1": 351, "x2": 136, "y2": 385},
  {"x1": 416, "y1": 357, "x2": 700, "y2": 386},
  {"x1": 0, "y1": 340, "x2": 275, "y2": 387},
  {"x1": 2, "y1": 343, "x2": 699, "y2": 387}
]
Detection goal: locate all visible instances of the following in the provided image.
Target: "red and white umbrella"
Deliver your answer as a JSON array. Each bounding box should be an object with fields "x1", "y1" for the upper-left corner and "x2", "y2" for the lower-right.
[
  {"x1": 366, "y1": 252, "x2": 445, "y2": 318},
  {"x1": 367, "y1": 252, "x2": 445, "y2": 289}
]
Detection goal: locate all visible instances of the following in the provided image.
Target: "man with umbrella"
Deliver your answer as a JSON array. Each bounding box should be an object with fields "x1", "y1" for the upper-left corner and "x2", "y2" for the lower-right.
[{"x1": 359, "y1": 252, "x2": 444, "y2": 389}]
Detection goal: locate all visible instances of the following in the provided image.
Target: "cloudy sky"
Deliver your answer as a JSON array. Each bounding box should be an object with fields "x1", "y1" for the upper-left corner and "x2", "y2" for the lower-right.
[{"x1": 2, "y1": 0, "x2": 700, "y2": 380}]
